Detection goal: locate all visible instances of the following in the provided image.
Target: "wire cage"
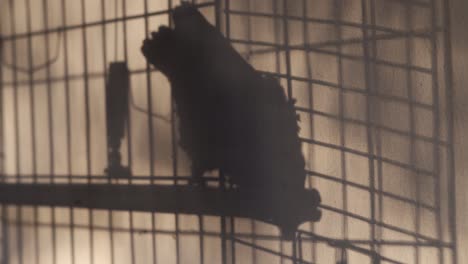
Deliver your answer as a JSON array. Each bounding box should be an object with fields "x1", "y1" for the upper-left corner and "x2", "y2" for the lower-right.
[{"x1": 0, "y1": 0, "x2": 457, "y2": 263}]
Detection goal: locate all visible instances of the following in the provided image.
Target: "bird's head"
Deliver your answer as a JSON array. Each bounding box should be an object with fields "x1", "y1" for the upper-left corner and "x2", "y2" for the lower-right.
[{"x1": 172, "y1": 3, "x2": 210, "y2": 34}]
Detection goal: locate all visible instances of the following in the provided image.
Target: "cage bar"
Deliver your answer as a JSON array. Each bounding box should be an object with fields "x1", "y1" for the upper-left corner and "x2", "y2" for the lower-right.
[{"x1": 0, "y1": 0, "x2": 458, "y2": 263}]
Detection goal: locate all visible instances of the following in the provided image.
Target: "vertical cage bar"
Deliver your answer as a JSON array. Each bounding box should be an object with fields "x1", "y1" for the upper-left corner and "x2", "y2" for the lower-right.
[
  {"x1": 0, "y1": 23, "x2": 3, "y2": 179},
  {"x1": 368, "y1": 0, "x2": 384, "y2": 260},
  {"x1": 217, "y1": 1, "x2": 229, "y2": 263},
  {"x1": 360, "y1": 0, "x2": 378, "y2": 256},
  {"x1": 197, "y1": 1, "x2": 206, "y2": 248},
  {"x1": 141, "y1": 0, "x2": 158, "y2": 262},
  {"x1": 280, "y1": 1, "x2": 296, "y2": 261},
  {"x1": 100, "y1": 0, "x2": 116, "y2": 263},
  {"x1": 301, "y1": 0, "x2": 317, "y2": 261},
  {"x1": 166, "y1": 1, "x2": 182, "y2": 263},
  {"x1": 242, "y1": 2, "x2": 257, "y2": 263},
  {"x1": 8, "y1": 0, "x2": 24, "y2": 263},
  {"x1": 428, "y1": 0, "x2": 444, "y2": 262},
  {"x1": 281, "y1": 0, "x2": 292, "y2": 99},
  {"x1": 79, "y1": 0, "x2": 95, "y2": 263},
  {"x1": 143, "y1": 0, "x2": 156, "y2": 182},
  {"x1": 333, "y1": 0, "x2": 349, "y2": 245},
  {"x1": 119, "y1": 0, "x2": 137, "y2": 263},
  {"x1": 24, "y1": 0, "x2": 38, "y2": 183},
  {"x1": 221, "y1": 1, "x2": 238, "y2": 263},
  {"x1": 298, "y1": 234, "x2": 303, "y2": 263},
  {"x1": 101, "y1": 0, "x2": 118, "y2": 264},
  {"x1": 270, "y1": 0, "x2": 287, "y2": 261},
  {"x1": 441, "y1": 0, "x2": 458, "y2": 262},
  {"x1": 0, "y1": 10, "x2": 8, "y2": 264},
  {"x1": 24, "y1": 0, "x2": 41, "y2": 259},
  {"x1": 42, "y1": 0, "x2": 55, "y2": 186},
  {"x1": 60, "y1": 0, "x2": 76, "y2": 262},
  {"x1": 0, "y1": 1, "x2": 460, "y2": 263},
  {"x1": 41, "y1": 0, "x2": 58, "y2": 263},
  {"x1": 403, "y1": 2, "x2": 421, "y2": 263}
]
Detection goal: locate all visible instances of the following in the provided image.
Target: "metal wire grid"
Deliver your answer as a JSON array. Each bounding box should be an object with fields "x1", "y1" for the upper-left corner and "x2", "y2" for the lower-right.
[{"x1": 0, "y1": 0, "x2": 457, "y2": 263}]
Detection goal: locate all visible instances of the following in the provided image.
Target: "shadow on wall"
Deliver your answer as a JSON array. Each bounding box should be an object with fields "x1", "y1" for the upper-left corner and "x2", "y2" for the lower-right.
[{"x1": 0, "y1": 0, "x2": 464, "y2": 263}]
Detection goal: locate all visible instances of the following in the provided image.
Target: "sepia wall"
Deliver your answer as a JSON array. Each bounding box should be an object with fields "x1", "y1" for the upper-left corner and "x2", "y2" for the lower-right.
[{"x1": 0, "y1": 0, "x2": 466, "y2": 263}]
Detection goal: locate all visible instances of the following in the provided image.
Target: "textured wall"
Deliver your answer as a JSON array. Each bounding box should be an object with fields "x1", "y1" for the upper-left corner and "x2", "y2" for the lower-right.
[{"x1": 0, "y1": 0, "x2": 465, "y2": 263}]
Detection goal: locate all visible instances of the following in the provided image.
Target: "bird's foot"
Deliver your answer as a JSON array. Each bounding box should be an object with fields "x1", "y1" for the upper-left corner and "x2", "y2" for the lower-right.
[{"x1": 188, "y1": 177, "x2": 207, "y2": 188}]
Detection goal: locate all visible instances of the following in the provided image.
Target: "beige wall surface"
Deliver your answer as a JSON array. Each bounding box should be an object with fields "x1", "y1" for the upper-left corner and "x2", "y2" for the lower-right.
[{"x1": 0, "y1": 0, "x2": 466, "y2": 263}]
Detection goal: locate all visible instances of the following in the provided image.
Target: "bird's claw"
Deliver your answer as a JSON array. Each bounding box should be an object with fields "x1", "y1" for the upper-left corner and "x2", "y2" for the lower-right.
[{"x1": 189, "y1": 177, "x2": 207, "y2": 188}]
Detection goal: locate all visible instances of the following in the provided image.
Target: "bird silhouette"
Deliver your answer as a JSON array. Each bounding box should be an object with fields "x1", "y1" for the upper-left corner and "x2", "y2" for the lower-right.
[{"x1": 141, "y1": 3, "x2": 316, "y2": 201}]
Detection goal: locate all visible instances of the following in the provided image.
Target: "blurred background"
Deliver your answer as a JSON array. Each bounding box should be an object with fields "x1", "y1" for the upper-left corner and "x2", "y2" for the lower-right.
[{"x1": 0, "y1": 0, "x2": 466, "y2": 263}]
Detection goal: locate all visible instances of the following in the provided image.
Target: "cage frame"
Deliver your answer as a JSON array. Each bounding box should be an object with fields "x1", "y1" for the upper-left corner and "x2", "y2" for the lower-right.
[{"x1": 0, "y1": 0, "x2": 458, "y2": 263}]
